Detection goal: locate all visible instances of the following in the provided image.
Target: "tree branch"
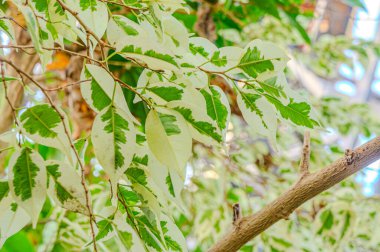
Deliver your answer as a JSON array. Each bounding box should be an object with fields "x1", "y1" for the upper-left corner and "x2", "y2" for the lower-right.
[{"x1": 209, "y1": 136, "x2": 380, "y2": 252}]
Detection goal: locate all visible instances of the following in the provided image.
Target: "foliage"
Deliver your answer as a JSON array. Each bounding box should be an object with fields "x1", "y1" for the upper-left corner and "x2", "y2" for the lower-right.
[{"x1": 0, "y1": 0, "x2": 378, "y2": 251}]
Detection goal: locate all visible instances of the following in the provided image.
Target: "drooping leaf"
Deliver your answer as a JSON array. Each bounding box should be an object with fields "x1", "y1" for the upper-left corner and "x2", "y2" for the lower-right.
[
  {"x1": 92, "y1": 105, "x2": 136, "y2": 196},
  {"x1": 146, "y1": 108, "x2": 191, "y2": 177},
  {"x1": 46, "y1": 161, "x2": 87, "y2": 214},
  {"x1": 8, "y1": 148, "x2": 46, "y2": 227}
]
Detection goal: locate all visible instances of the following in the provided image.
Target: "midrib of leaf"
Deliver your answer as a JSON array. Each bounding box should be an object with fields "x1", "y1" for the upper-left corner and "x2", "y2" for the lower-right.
[
  {"x1": 207, "y1": 88, "x2": 223, "y2": 129},
  {"x1": 111, "y1": 106, "x2": 118, "y2": 169},
  {"x1": 238, "y1": 57, "x2": 281, "y2": 68}
]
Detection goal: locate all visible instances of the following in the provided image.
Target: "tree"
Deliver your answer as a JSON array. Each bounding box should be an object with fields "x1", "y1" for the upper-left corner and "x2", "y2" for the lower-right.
[{"x1": 0, "y1": 0, "x2": 379, "y2": 251}]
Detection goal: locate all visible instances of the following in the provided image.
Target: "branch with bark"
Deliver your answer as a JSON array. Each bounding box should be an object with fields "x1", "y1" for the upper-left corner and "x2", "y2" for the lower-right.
[{"x1": 209, "y1": 135, "x2": 380, "y2": 252}]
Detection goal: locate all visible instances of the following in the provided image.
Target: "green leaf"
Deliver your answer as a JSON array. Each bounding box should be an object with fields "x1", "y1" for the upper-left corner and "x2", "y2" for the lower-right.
[
  {"x1": 318, "y1": 210, "x2": 334, "y2": 234},
  {"x1": 239, "y1": 46, "x2": 275, "y2": 78},
  {"x1": 148, "y1": 86, "x2": 184, "y2": 102},
  {"x1": 118, "y1": 186, "x2": 141, "y2": 206},
  {"x1": 0, "y1": 20, "x2": 14, "y2": 41},
  {"x1": 210, "y1": 51, "x2": 227, "y2": 67},
  {"x1": 255, "y1": 76, "x2": 286, "y2": 98},
  {"x1": 0, "y1": 181, "x2": 9, "y2": 202},
  {"x1": 165, "y1": 173, "x2": 175, "y2": 197},
  {"x1": 32, "y1": 0, "x2": 48, "y2": 13},
  {"x1": 12, "y1": 148, "x2": 40, "y2": 201},
  {"x1": 125, "y1": 167, "x2": 148, "y2": 186},
  {"x1": 80, "y1": 0, "x2": 97, "y2": 11},
  {"x1": 237, "y1": 91, "x2": 277, "y2": 145},
  {"x1": 251, "y1": 0, "x2": 279, "y2": 19},
  {"x1": 117, "y1": 230, "x2": 133, "y2": 249},
  {"x1": 0, "y1": 231, "x2": 35, "y2": 252},
  {"x1": 173, "y1": 107, "x2": 222, "y2": 143},
  {"x1": 189, "y1": 43, "x2": 210, "y2": 58},
  {"x1": 102, "y1": 106, "x2": 130, "y2": 169},
  {"x1": 9, "y1": 148, "x2": 46, "y2": 227},
  {"x1": 340, "y1": 211, "x2": 351, "y2": 239},
  {"x1": 96, "y1": 219, "x2": 113, "y2": 241},
  {"x1": 113, "y1": 16, "x2": 139, "y2": 36},
  {"x1": 90, "y1": 78, "x2": 112, "y2": 111},
  {"x1": 158, "y1": 113, "x2": 181, "y2": 136},
  {"x1": 0, "y1": 76, "x2": 19, "y2": 82},
  {"x1": 20, "y1": 104, "x2": 61, "y2": 138},
  {"x1": 45, "y1": 161, "x2": 87, "y2": 213},
  {"x1": 92, "y1": 104, "x2": 136, "y2": 198},
  {"x1": 265, "y1": 95, "x2": 319, "y2": 128},
  {"x1": 240, "y1": 92, "x2": 265, "y2": 126},
  {"x1": 286, "y1": 13, "x2": 312, "y2": 45},
  {"x1": 200, "y1": 86, "x2": 229, "y2": 131},
  {"x1": 121, "y1": 45, "x2": 179, "y2": 70}
]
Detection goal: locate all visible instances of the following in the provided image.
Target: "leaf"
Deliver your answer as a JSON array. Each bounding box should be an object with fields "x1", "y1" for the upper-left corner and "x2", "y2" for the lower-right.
[
  {"x1": 96, "y1": 219, "x2": 114, "y2": 241},
  {"x1": 0, "y1": 13, "x2": 15, "y2": 42},
  {"x1": 265, "y1": 95, "x2": 319, "y2": 128},
  {"x1": 76, "y1": 1, "x2": 108, "y2": 47},
  {"x1": 82, "y1": 64, "x2": 137, "y2": 123},
  {"x1": 20, "y1": 104, "x2": 61, "y2": 138},
  {"x1": 113, "y1": 212, "x2": 146, "y2": 251},
  {"x1": 32, "y1": 0, "x2": 48, "y2": 13},
  {"x1": 172, "y1": 106, "x2": 222, "y2": 143},
  {"x1": 148, "y1": 86, "x2": 184, "y2": 102},
  {"x1": 189, "y1": 43, "x2": 210, "y2": 58},
  {"x1": 318, "y1": 210, "x2": 334, "y2": 234},
  {"x1": 92, "y1": 105, "x2": 136, "y2": 197},
  {"x1": 1, "y1": 231, "x2": 35, "y2": 252},
  {"x1": 237, "y1": 91, "x2": 277, "y2": 145},
  {"x1": 146, "y1": 108, "x2": 191, "y2": 177},
  {"x1": 0, "y1": 76, "x2": 19, "y2": 82},
  {"x1": 0, "y1": 207, "x2": 32, "y2": 248},
  {"x1": 121, "y1": 45, "x2": 179, "y2": 71},
  {"x1": 20, "y1": 104, "x2": 72, "y2": 161},
  {"x1": 46, "y1": 161, "x2": 87, "y2": 214},
  {"x1": 210, "y1": 51, "x2": 227, "y2": 67},
  {"x1": 286, "y1": 13, "x2": 312, "y2": 45},
  {"x1": 239, "y1": 46, "x2": 275, "y2": 78},
  {"x1": 0, "y1": 181, "x2": 9, "y2": 202},
  {"x1": 239, "y1": 39, "x2": 289, "y2": 78},
  {"x1": 255, "y1": 75, "x2": 286, "y2": 98},
  {"x1": 8, "y1": 148, "x2": 46, "y2": 228},
  {"x1": 200, "y1": 86, "x2": 230, "y2": 134},
  {"x1": 107, "y1": 15, "x2": 141, "y2": 47},
  {"x1": 80, "y1": 0, "x2": 97, "y2": 11}
]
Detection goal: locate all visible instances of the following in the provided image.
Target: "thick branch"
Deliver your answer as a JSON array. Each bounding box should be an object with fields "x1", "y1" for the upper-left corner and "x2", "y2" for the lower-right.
[{"x1": 209, "y1": 136, "x2": 380, "y2": 252}]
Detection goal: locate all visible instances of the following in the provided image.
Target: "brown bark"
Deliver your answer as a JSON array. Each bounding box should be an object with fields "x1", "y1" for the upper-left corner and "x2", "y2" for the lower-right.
[{"x1": 209, "y1": 136, "x2": 380, "y2": 252}]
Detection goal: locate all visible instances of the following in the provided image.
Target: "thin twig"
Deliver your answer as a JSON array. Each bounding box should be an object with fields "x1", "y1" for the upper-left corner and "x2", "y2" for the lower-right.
[
  {"x1": 299, "y1": 131, "x2": 311, "y2": 177},
  {"x1": 44, "y1": 79, "x2": 91, "y2": 91}
]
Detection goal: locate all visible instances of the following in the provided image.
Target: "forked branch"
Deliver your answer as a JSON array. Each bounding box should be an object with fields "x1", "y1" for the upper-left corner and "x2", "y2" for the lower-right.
[{"x1": 209, "y1": 136, "x2": 380, "y2": 252}]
